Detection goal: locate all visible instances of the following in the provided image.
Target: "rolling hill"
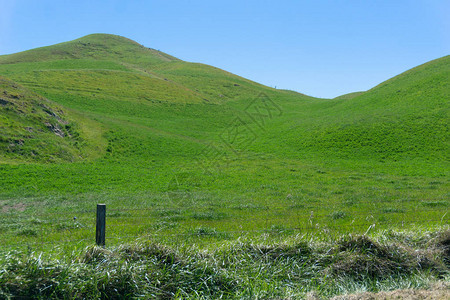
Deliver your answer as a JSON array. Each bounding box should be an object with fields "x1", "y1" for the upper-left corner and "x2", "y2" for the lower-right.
[
  {"x1": 0, "y1": 33, "x2": 294, "y2": 106},
  {"x1": 0, "y1": 33, "x2": 446, "y2": 210},
  {"x1": 0, "y1": 34, "x2": 447, "y2": 166},
  {"x1": 274, "y1": 55, "x2": 450, "y2": 161},
  {"x1": 0, "y1": 33, "x2": 448, "y2": 299}
]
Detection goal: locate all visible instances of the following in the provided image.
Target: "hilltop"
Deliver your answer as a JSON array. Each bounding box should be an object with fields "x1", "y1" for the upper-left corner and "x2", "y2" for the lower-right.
[
  {"x1": 0, "y1": 34, "x2": 179, "y2": 65},
  {"x1": 0, "y1": 34, "x2": 290, "y2": 105}
]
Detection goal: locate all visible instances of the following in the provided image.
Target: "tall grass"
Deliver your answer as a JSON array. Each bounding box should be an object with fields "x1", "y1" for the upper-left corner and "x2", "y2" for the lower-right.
[{"x1": 0, "y1": 229, "x2": 448, "y2": 299}]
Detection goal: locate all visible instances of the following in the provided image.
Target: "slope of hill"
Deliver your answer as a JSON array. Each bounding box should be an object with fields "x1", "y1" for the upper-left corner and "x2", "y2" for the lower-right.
[
  {"x1": 0, "y1": 33, "x2": 179, "y2": 65},
  {"x1": 334, "y1": 91, "x2": 365, "y2": 99},
  {"x1": 0, "y1": 34, "x2": 313, "y2": 165},
  {"x1": 0, "y1": 34, "x2": 446, "y2": 180},
  {"x1": 0, "y1": 34, "x2": 448, "y2": 166},
  {"x1": 263, "y1": 55, "x2": 449, "y2": 161},
  {"x1": 0, "y1": 34, "x2": 283, "y2": 105},
  {"x1": 0, "y1": 76, "x2": 104, "y2": 163}
]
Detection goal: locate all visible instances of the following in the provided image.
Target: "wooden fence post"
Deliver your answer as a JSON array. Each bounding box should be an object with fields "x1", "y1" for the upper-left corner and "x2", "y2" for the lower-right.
[{"x1": 96, "y1": 204, "x2": 106, "y2": 246}]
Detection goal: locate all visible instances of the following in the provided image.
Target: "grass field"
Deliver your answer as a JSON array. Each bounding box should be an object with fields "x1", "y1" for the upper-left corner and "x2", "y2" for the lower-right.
[{"x1": 0, "y1": 34, "x2": 448, "y2": 298}]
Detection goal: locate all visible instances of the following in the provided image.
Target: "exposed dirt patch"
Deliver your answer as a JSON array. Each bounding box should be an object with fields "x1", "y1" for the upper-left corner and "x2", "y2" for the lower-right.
[
  {"x1": 1, "y1": 202, "x2": 27, "y2": 213},
  {"x1": 330, "y1": 281, "x2": 449, "y2": 300},
  {"x1": 44, "y1": 122, "x2": 66, "y2": 137}
]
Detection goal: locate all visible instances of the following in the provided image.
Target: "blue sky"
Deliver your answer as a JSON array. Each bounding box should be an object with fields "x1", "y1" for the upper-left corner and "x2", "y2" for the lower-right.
[{"x1": 0, "y1": 0, "x2": 448, "y2": 98}]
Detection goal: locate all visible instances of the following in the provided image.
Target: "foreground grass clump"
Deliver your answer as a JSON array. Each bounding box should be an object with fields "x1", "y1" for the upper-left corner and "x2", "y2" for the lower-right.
[
  {"x1": 0, "y1": 242, "x2": 237, "y2": 299},
  {"x1": 0, "y1": 229, "x2": 448, "y2": 299}
]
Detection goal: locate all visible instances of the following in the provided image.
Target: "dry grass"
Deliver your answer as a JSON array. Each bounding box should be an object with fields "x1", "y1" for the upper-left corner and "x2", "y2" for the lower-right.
[{"x1": 330, "y1": 281, "x2": 449, "y2": 300}]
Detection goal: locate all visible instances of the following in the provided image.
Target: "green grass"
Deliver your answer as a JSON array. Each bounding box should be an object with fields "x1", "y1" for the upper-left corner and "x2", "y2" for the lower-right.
[
  {"x1": 0, "y1": 34, "x2": 448, "y2": 298},
  {"x1": 0, "y1": 76, "x2": 104, "y2": 163},
  {"x1": 334, "y1": 91, "x2": 365, "y2": 99},
  {"x1": 0, "y1": 229, "x2": 448, "y2": 299}
]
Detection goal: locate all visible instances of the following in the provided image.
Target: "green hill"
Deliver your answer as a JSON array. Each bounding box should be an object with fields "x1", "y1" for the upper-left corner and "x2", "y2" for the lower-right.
[
  {"x1": 0, "y1": 33, "x2": 179, "y2": 65},
  {"x1": 0, "y1": 34, "x2": 284, "y2": 106},
  {"x1": 0, "y1": 34, "x2": 447, "y2": 226},
  {"x1": 0, "y1": 33, "x2": 311, "y2": 165},
  {"x1": 0, "y1": 34, "x2": 447, "y2": 168},
  {"x1": 0, "y1": 34, "x2": 448, "y2": 299},
  {"x1": 273, "y1": 55, "x2": 450, "y2": 161}
]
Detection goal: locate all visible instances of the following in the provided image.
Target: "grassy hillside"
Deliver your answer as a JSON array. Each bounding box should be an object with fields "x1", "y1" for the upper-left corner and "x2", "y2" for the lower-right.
[
  {"x1": 0, "y1": 34, "x2": 448, "y2": 298},
  {"x1": 334, "y1": 91, "x2": 365, "y2": 99},
  {"x1": 0, "y1": 34, "x2": 282, "y2": 105},
  {"x1": 2, "y1": 35, "x2": 447, "y2": 165},
  {"x1": 0, "y1": 34, "x2": 179, "y2": 65},
  {"x1": 270, "y1": 55, "x2": 450, "y2": 162},
  {"x1": 0, "y1": 76, "x2": 104, "y2": 163},
  {"x1": 0, "y1": 33, "x2": 446, "y2": 216}
]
